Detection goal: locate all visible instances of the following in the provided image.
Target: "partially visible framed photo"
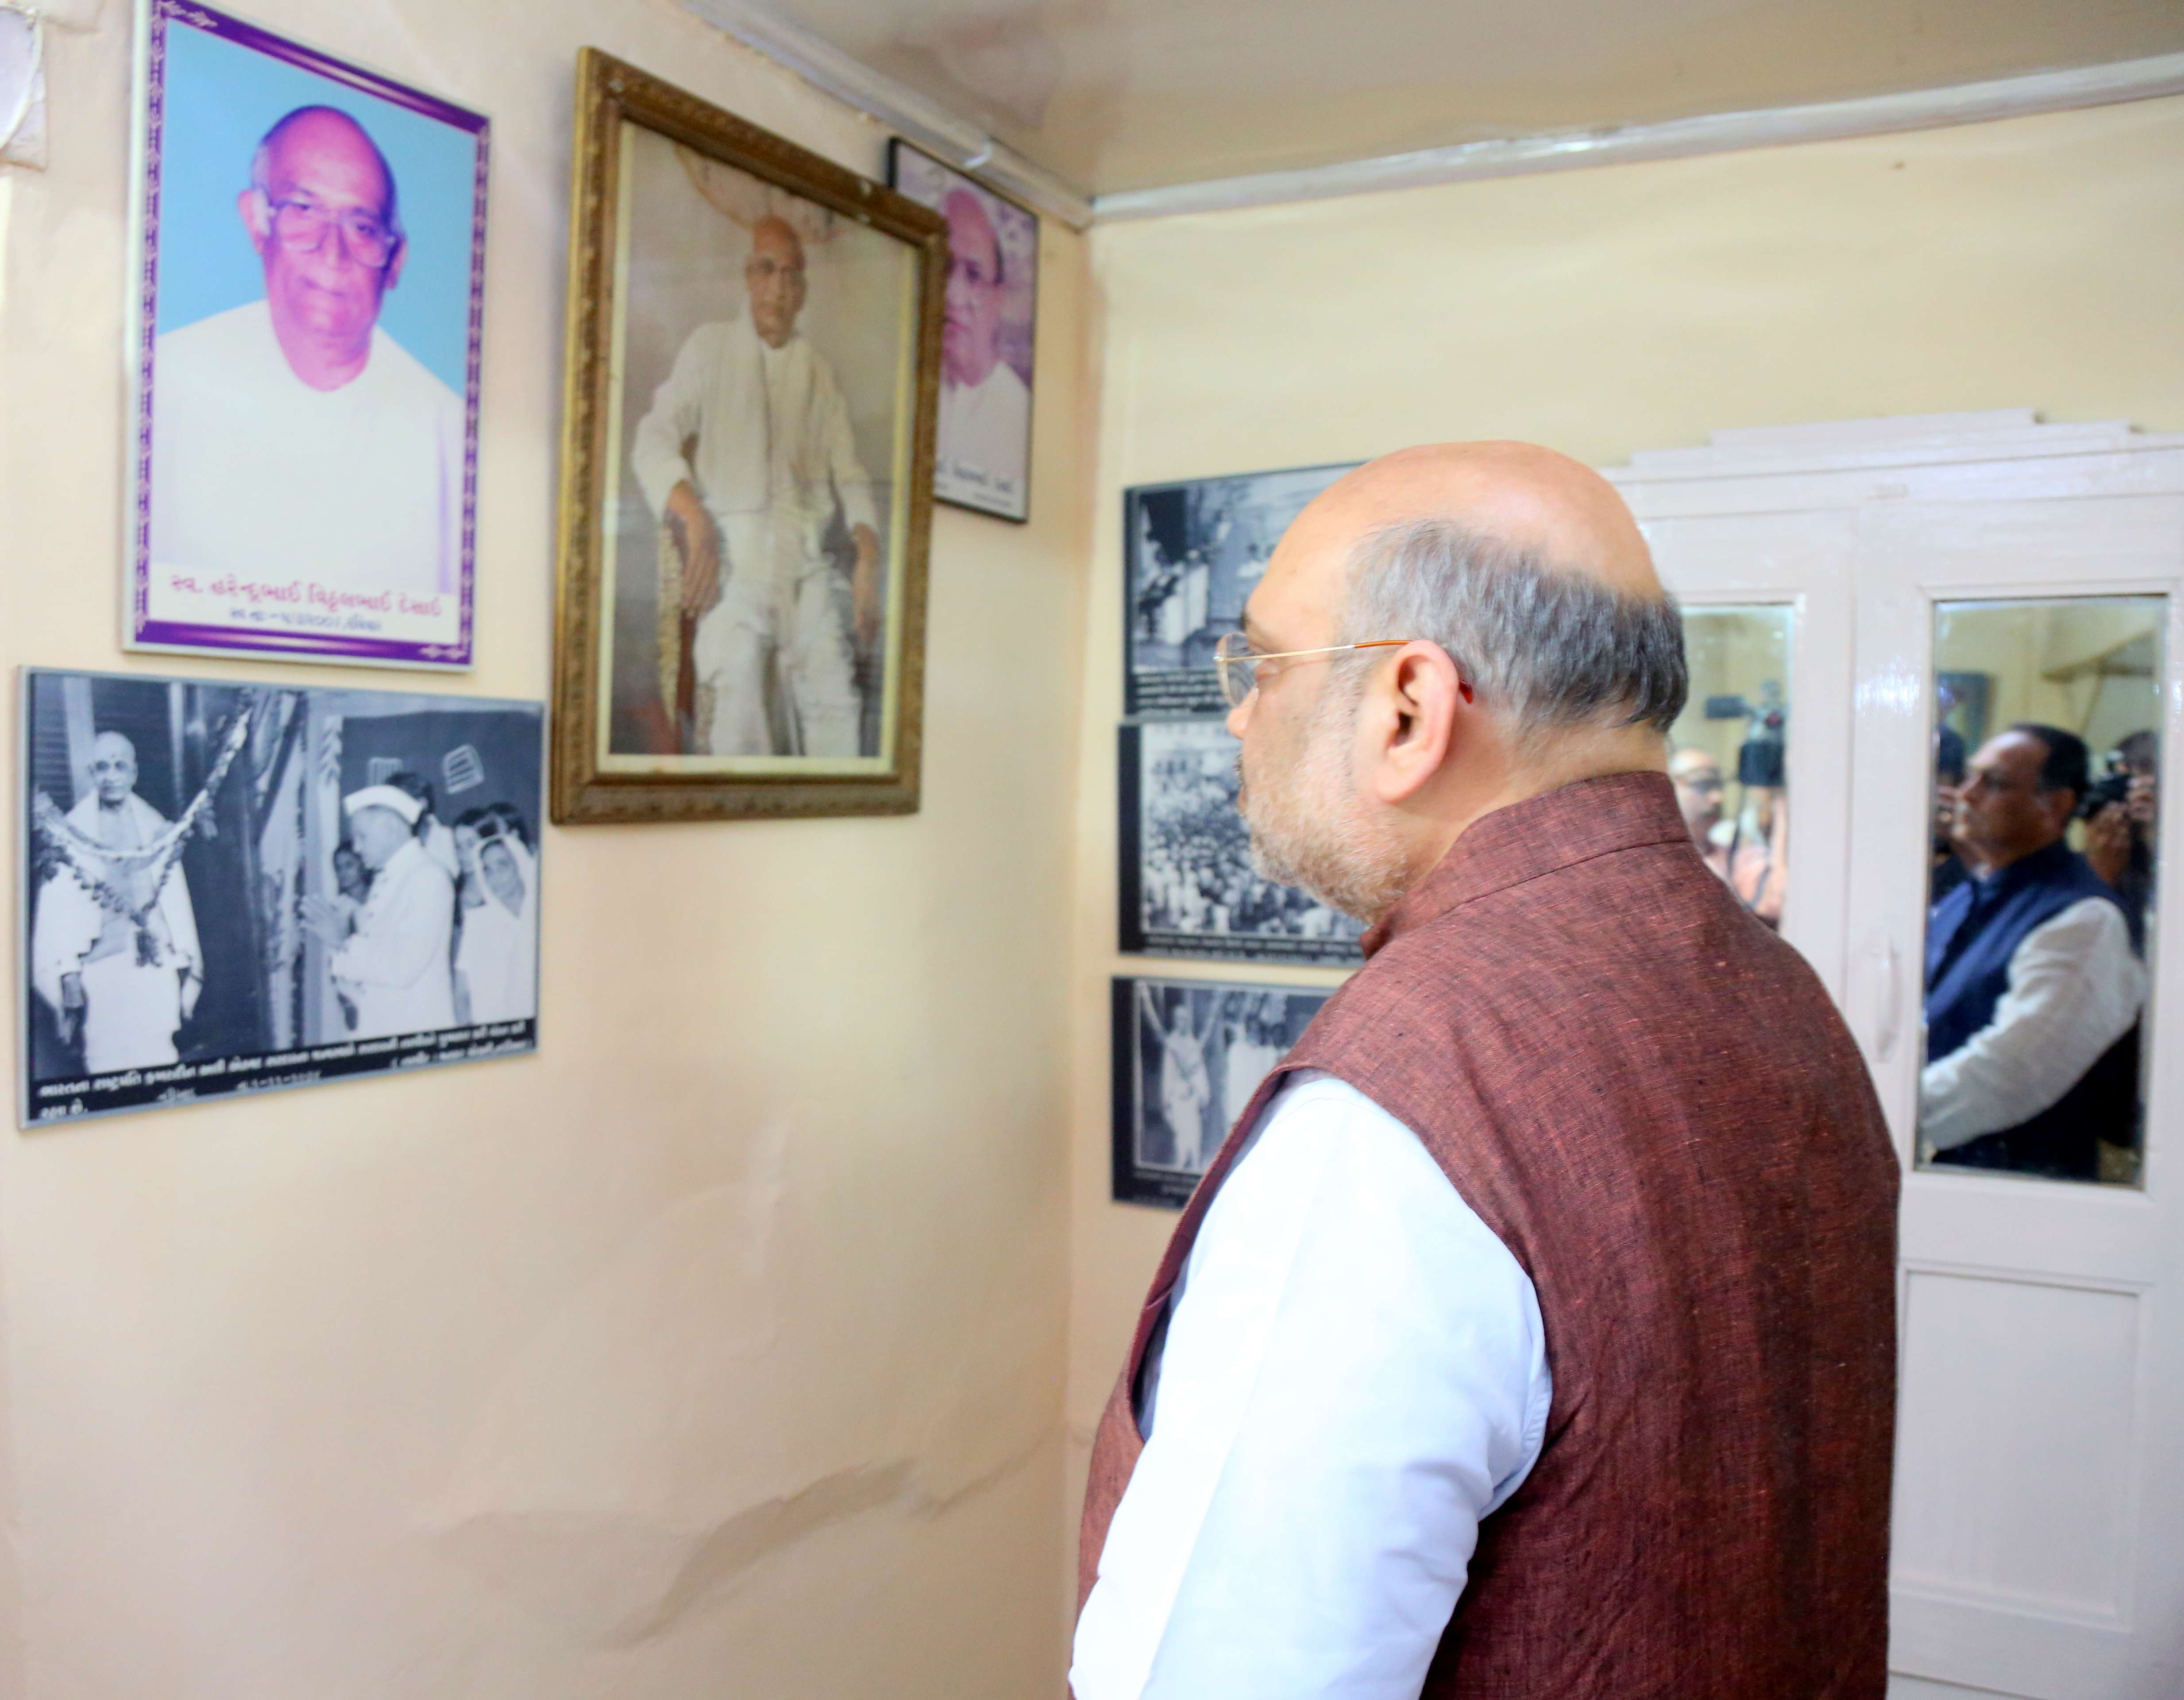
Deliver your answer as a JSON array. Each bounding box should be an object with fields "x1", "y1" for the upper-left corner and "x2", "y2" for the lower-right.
[
  {"x1": 1119, "y1": 720, "x2": 1364, "y2": 965},
  {"x1": 20, "y1": 667, "x2": 542, "y2": 1128},
  {"x1": 552, "y1": 51, "x2": 946, "y2": 823},
  {"x1": 1124, "y1": 463, "x2": 1356, "y2": 715},
  {"x1": 1111, "y1": 975, "x2": 1333, "y2": 1208},
  {"x1": 887, "y1": 140, "x2": 1037, "y2": 523},
  {"x1": 127, "y1": 0, "x2": 489, "y2": 668}
]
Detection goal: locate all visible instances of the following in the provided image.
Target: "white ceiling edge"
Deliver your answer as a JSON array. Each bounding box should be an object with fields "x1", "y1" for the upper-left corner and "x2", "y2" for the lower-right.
[
  {"x1": 685, "y1": 0, "x2": 1098, "y2": 227},
  {"x1": 1094, "y1": 50, "x2": 2184, "y2": 221},
  {"x1": 680, "y1": 2, "x2": 2184, "y2": 231}
]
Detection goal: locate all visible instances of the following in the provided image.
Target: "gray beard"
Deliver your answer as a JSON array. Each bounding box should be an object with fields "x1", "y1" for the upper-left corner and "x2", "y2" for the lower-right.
[{"x1": 1236, "y1": 732, "x2": 1412, "y2": 925}]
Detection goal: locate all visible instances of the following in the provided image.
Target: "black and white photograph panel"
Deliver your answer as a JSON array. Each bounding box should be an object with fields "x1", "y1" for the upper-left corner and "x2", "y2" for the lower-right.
[
  {"x1": 20, "y1": 668, "x2": 541, "y2": 1127},
  {"x1": 1111, "y1": 976, "x2": 1333, "y2": 1209},
  {"x1": 1119, "y1": 719, "x2": 1365, "y2": 964},
  {"x1": 1124, "y1": 462, "x2": 1357, "y2": 716}
]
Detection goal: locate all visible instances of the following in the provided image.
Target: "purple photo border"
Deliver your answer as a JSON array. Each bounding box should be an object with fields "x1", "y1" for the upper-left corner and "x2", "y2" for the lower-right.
[{"x1": 131, "y1": 0, "x2": 489, "y2": 669}]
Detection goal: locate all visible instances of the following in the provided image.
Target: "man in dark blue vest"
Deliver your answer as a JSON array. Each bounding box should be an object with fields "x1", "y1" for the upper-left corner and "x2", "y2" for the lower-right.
[{"x1": 1923, "y1": 723, "x2": 2145, "y2": 1179}]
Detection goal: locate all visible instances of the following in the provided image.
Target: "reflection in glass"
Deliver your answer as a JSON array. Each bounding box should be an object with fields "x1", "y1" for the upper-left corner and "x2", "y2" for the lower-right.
[
  {"x1": 1920, "y1": 598, "x2": 2163, "y2": 1188},
  {"x1": 1669, "y1": 606, "x2": 1792, "y2": 930}
]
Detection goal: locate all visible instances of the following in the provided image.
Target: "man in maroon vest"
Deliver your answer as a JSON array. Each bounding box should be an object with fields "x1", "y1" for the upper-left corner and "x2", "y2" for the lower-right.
[{"x1": 1074, "y1": 444, "x2": 1897, "y2": 1699}]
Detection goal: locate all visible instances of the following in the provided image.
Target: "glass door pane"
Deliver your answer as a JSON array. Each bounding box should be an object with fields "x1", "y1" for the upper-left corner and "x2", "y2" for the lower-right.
[
  {"x1": 1670, "y1": 606, "x2": 1794, "y2": 931},
  {"x1": 1919, "y1": 597, "x2": 2164, "y2": 1188}
]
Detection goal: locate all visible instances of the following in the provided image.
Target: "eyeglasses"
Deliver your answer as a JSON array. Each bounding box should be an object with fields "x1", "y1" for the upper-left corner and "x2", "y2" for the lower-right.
[
  {"x1": 1212, "y1": 631, "x2": 1469, "y2": 711},
  {"x1": 264, "y1": 195, "x2": 399, "y2": 267}
]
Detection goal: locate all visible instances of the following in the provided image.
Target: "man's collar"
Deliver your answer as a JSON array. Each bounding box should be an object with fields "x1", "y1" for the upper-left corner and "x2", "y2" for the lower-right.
[
  {"x1": 1972, "y1": 835, "x2": 2073, "y2": 896},
  {"x1": 1360, "y1": 770, "x2": 1692, "y2": 957}
]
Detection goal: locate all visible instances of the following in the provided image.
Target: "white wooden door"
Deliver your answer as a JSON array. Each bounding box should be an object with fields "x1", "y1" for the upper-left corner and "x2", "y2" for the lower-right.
[
  {"x1": 1614, "y1": 415, "x2": 2184, "y2": 1700},
  {"x1": 1849, "y1": 495, "x2": 2184, "y2": 1700}
]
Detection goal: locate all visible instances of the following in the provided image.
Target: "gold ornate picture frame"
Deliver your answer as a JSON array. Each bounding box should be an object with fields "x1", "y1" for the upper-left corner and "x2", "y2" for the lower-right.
[{"x1": 551, "y1": 50, "x2": 945, "y2": 823}]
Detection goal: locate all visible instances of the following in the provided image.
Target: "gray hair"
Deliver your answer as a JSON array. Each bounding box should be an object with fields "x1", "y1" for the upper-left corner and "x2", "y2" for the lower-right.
[
  {"x1": 1339, "y1": 517, "x2": 1687, "y2": 746},
  {"x1": 248, "y1": 106, "x2": 403, "y2": 246}
]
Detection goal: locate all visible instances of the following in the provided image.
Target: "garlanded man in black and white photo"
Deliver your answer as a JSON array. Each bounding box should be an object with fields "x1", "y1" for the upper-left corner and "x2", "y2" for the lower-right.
[
  {"x1": 31, "y1": 733, "x2": 204, "y2": 1074},
  {"x1": 302, "y1": 781, "x2": 455, "y2": 1038}
]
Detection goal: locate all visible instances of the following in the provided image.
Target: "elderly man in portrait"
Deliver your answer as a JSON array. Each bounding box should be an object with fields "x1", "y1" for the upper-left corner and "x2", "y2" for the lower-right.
[
  {"x1": 934, "y1": 187, "x2": 1030, "y2": 511},
  {"x1": 32, "y1": 733, "x2": 203, "y2": 1074},
  {"x1": 301, "y1": 780, "x2": 455, "y2": 1039},
  {"x1": 1922, "y1": 723, "x2": 2145, "y2": 1179},
  {"x1": 150, "y1": 105, "x2": 463, "y2": 598},
  {"x1": 1072, "y1": 444, "x2": 1898, "y2": 1700},
  {"x1": 632, "y1": 215, "x2": 882, "y2": 759}
]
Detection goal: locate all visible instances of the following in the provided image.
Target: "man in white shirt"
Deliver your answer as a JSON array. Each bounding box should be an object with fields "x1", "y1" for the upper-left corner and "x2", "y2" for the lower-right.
[
  {"x1": 1922, "y1": 723, "x2": 2145, "y2": 1178},
  {"x1": 31, "y1": 733, "x2": 203, "y2": 1074},
  {"x1": 631, "y1": 216, "x2": 882, "y2": 759},
  {"x1": 302, "y1": 783, "x2": 455, "y2": 1039},
  {"x1": 150, "y1": 106, "x2": 464, "y2": 600},
  {"x1": 1074, "y1": 444, "x2": 1897, "y2": 1700},
  {"x1": 934, "y1": 187, "x2": 1030, "y2": 514}
]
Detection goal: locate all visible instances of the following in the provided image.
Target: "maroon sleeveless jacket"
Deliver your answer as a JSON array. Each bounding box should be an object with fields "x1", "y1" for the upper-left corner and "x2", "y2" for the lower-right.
[{"x1": 1079, "y1": 772, "x2": 1898, "y2": 1698}]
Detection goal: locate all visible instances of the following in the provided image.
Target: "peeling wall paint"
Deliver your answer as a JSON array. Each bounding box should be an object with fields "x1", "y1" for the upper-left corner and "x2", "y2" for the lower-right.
[{"x1": 0, "y1": 1, "x2": 1090, "y2": 1694}]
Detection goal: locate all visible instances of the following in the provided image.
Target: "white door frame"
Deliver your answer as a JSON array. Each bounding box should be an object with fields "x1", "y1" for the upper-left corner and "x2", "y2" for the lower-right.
[{"x1": 1610, "y1": 413, "x2": 2184, "y2": 1700}]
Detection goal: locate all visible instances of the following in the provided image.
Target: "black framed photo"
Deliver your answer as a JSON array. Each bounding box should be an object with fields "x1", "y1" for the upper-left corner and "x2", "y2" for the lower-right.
[
  {"x1": 1123, "y1": 462, "x2": 1356, "y2": 715},
  {"x1": 21, "y1": 667, "x2": 541, "y2": 1127},
  {"x1": 887, "y1": 140, "x2": 1037, "y2": 523},
  {"x1": 1119, "y1": 720, "x2": 1364, "y2": 964},
  {"x1": 1111, "y1": 975, "x2": 1333, "y2": 1208}
]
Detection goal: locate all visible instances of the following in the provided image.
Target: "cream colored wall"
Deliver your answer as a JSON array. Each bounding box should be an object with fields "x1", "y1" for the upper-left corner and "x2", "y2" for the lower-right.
[
  {"x1": 1068, "y1": 95, "x2": 2184, "y2": 1549},
  {"x1": 0, "y1": 2, "x2": 1088, "y2": 1695}
]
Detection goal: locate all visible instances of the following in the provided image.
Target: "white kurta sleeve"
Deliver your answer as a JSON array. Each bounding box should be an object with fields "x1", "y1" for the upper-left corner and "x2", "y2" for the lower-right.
[
  {"x1": 810, "y1": 358, "x2": 879, "y2": 537},
  {"x1": 629, "y1": 326, "x2": 713, "y2": 519},
  {"x1": 30, "y1": 874, "x2": 101, "y2": 1014},
  {"x1": 1071, "y1": 1074, "x2": 1551, "y2": 1700},
  {"x1": 330, "y1": 864, "x2": 452, "y2": 995},
  {"x1": 1920, "y1": 897, "x2": 2145, "y2": 1150}
]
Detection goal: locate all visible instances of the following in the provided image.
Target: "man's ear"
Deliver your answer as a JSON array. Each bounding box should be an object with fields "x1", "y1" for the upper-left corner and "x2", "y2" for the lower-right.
[
  {"x1": 238, "y1": 188, "x2": 270, "y2": 255},
  {"x1": 1371, "y1": 642, "x2": 1466, "y2": 804},
  {"x1": 382, "y1": 237, "x2": 407, "y2": 291}
]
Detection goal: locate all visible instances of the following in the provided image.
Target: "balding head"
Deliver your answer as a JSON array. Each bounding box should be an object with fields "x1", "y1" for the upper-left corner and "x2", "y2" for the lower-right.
[
  {"x1": 1250, "y1": 442, "x2": 1663, "y2": 655},
  {"x1": 89, "y1": 732, "x2": 139, "y2": 808},
  {"x1": 1230, "y1": 440, "x2": 1686, "y2": 923},
  {"x1": 241, "y1": 106, "x2": 405, "y2": 388}
]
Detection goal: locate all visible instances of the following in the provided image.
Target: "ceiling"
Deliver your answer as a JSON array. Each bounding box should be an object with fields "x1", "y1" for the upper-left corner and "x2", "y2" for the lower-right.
[{"x1": 748, "y1": 0, "x2": 2184, "y2": 197}]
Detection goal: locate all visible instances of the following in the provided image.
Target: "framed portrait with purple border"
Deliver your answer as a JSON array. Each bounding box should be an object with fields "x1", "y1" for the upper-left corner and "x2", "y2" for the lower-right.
[
  {"x1": 887, "y1": 140, "x2": 1036, "y2": 524},
  {"x1": 125, "y1": 0, "x2": 489, "y2": 669}
]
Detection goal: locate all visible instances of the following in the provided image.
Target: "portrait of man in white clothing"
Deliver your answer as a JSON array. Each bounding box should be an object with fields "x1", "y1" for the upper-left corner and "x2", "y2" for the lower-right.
[
  {"x1": 1113, "y1": 978, "x2": 1331, "y2": 1209},
  {"x1": 555, "y1": 60, "x2": 944, "y2": 823},
  {"x1": 889, "y1": 144, "x2": 1038, "y2": 522},
  {"x1": 21, "y1": 668, "x2": 542, "y2": 1128},
  {"x1": 31, "y1": 733, "x2": 203, "y2": 1078},
  {"x1": 129, "y1": 4, "x2": 488, "y2": 667}
]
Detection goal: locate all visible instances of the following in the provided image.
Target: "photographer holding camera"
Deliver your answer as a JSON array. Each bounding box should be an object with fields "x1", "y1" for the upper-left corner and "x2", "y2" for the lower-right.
[
  {"x1": 2084, "y1": 729, "x2": 2158, "y2": 954},
  {"x1": 1669, "y1": 684, "x2": 1787, "y2": 928}
]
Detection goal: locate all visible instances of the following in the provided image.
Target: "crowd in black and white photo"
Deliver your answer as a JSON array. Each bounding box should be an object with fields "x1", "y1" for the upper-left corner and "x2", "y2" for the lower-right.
[{"x1": 1128, "y1": 720, "x2": 1362, "y2": 961}]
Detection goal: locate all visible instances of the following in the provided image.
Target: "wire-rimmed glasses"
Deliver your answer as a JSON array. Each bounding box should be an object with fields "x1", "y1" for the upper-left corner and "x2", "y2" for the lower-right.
[
  {"x1": 1212, "y1": 631, "x2": 1465, "y2": 709},
  {"x1": 264, "y1": 195, "x2": 400, "y2": 267}
]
